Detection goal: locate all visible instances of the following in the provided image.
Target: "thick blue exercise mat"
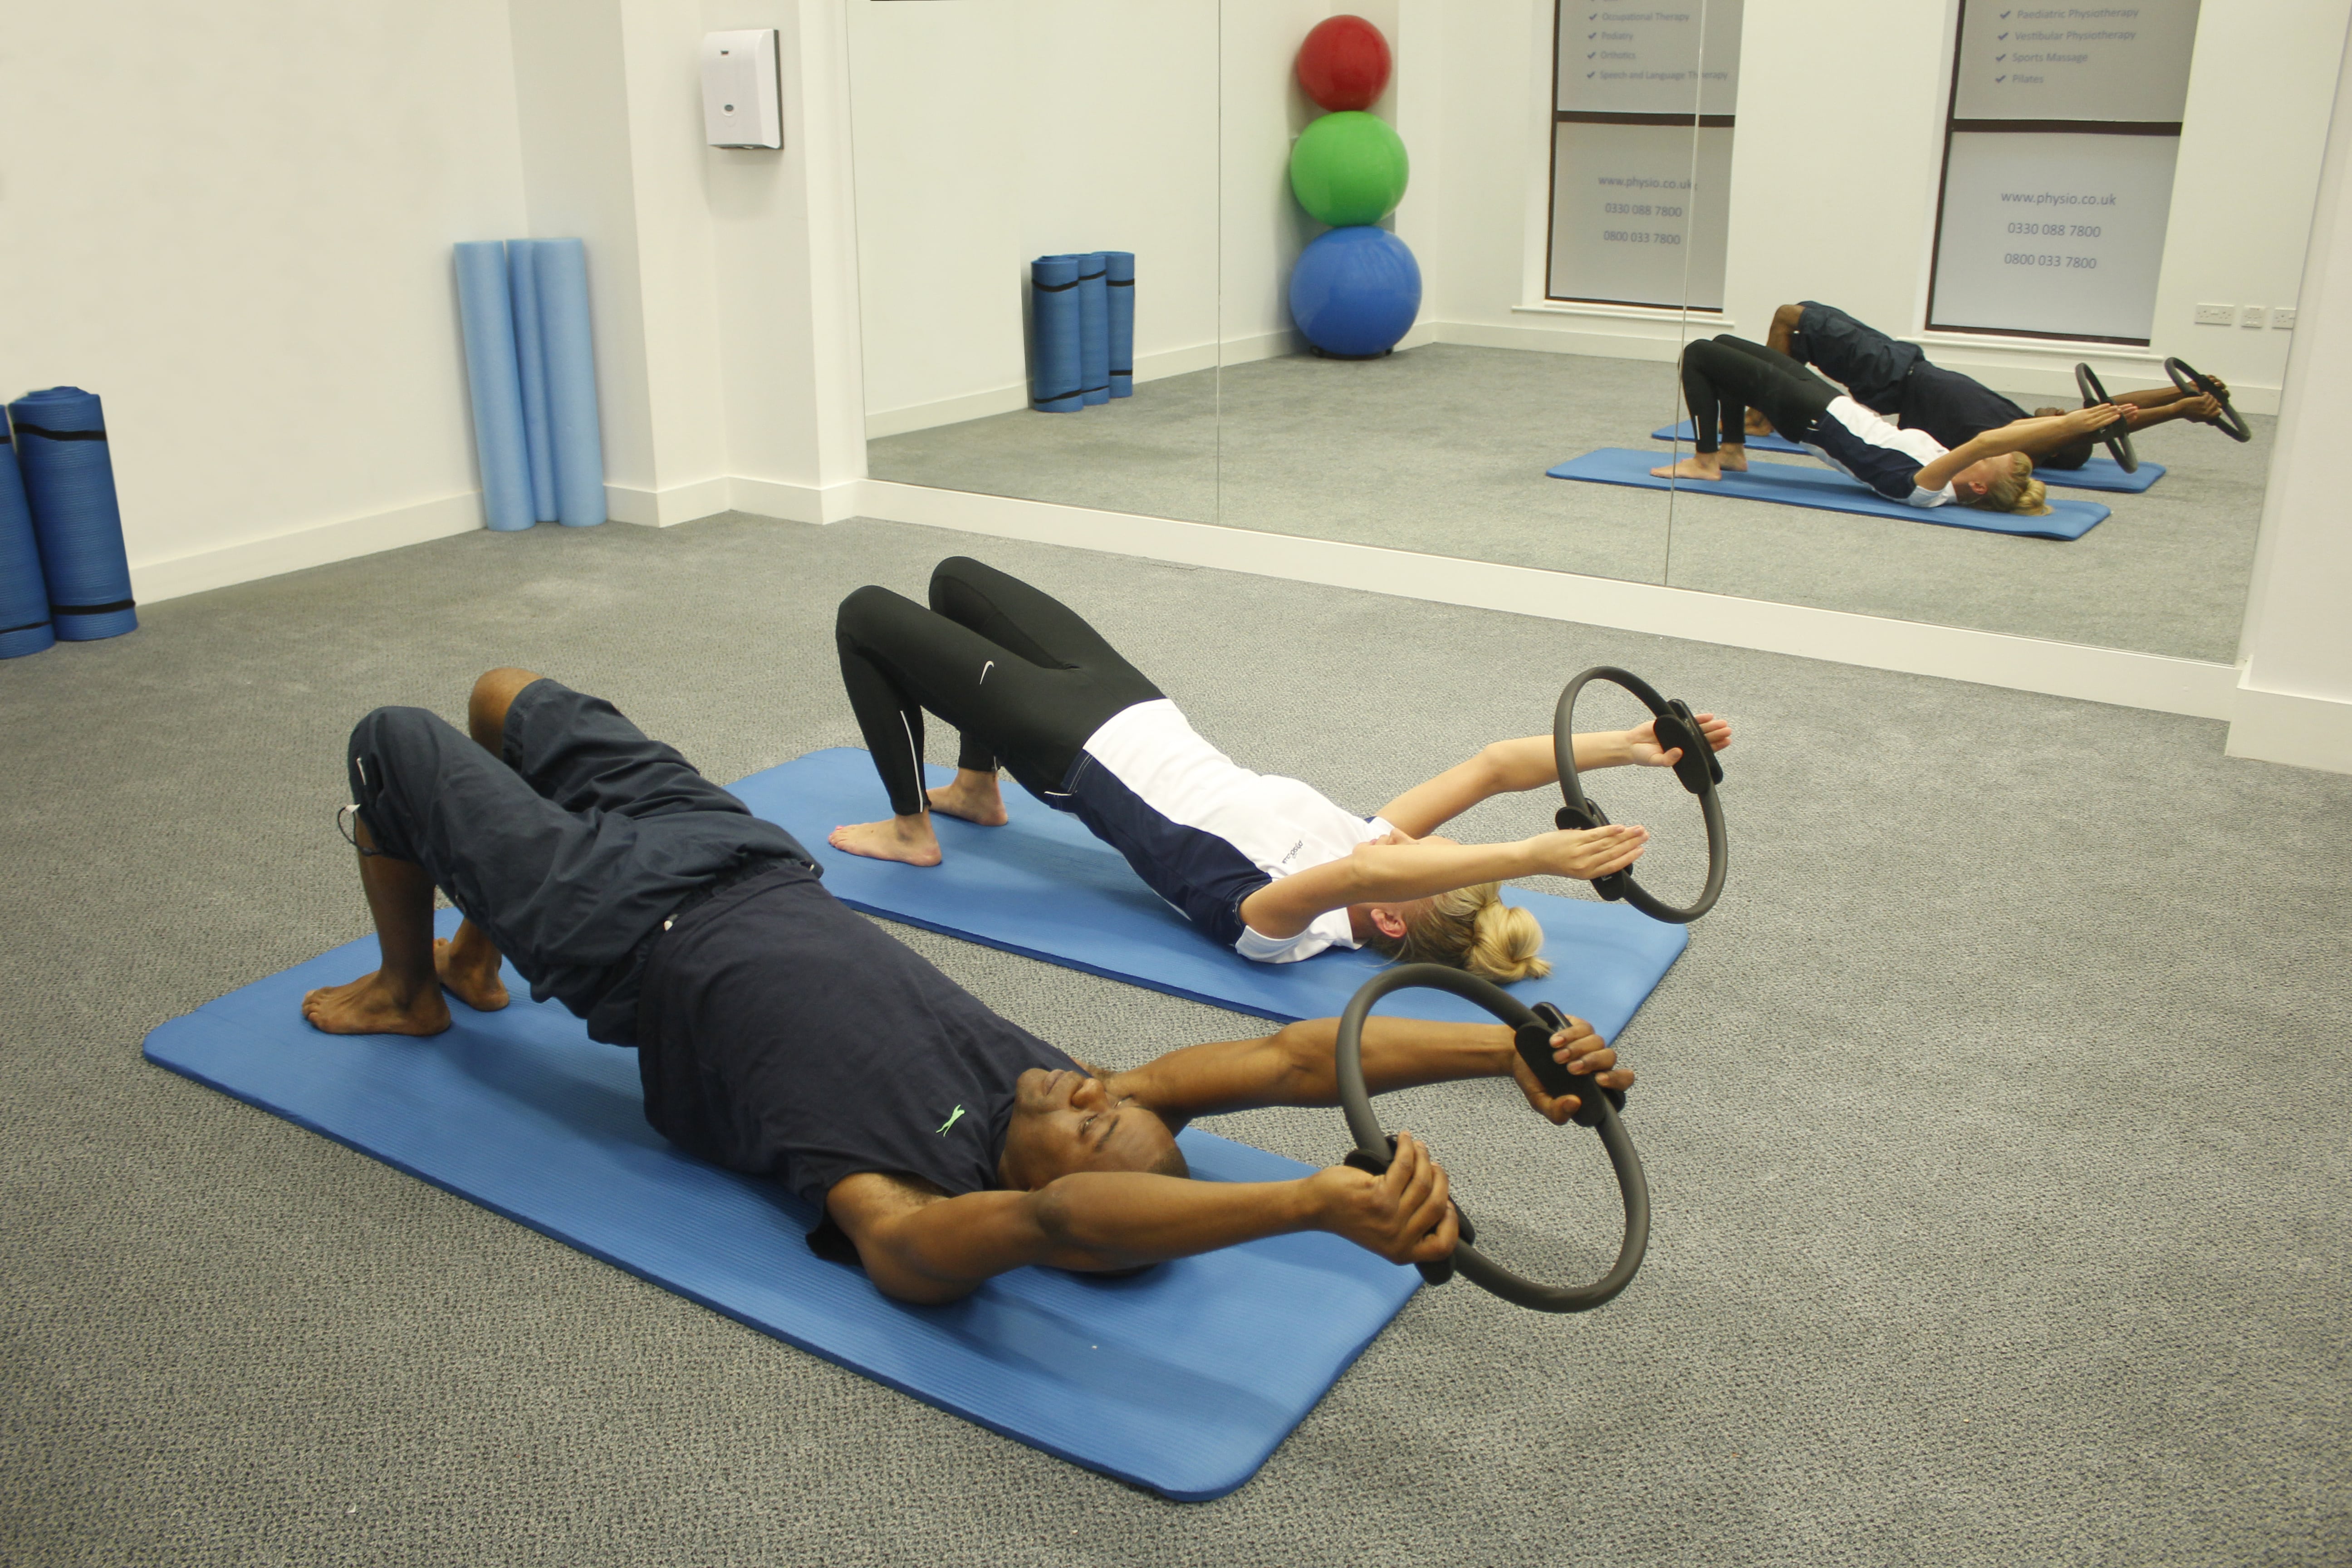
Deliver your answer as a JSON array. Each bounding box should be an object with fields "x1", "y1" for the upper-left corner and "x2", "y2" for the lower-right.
[
  {"x1": 142, "y1": 913, "x2": 1419, "y2": 1500},
  {"x1": 1649, "y1": 421, "x2": 2163, "y2": 492},
  {"x1": 0, "y1": 428, "x2": 53, "y2": 658},
  {"x1": 1549, "y1": 448, "x2": 2108, "y2": 540},
  {"x1": 731, "y1": 749, "x2": 1688, "y2": 1039},
  {"x1": 1030, "y1": 255, "x2": 1083, "y2": 412},
  {"x1": 9, "y1": 387, "x2": 137, "y2": 641}
]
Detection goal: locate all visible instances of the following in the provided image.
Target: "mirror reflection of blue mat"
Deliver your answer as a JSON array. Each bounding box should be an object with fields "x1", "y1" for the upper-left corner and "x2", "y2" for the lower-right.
[
  {"x1": 141, "y1": 916, "x2": 1421, "y2": 1502},
  {"x1": 731, "y1": 749, "x2": 1687, "y2": 1040},
  {"x1": 1550, "y1": 448, "x2": 2108, "y2": 540},
  {"x1": 1649, "y1": 421, "x2": 2161, "y2": 492}
]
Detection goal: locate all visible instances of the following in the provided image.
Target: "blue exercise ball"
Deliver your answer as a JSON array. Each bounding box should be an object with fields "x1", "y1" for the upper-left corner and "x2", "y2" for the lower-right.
[{"x1": 1289, "y1": 225, "x2": 1421, "y2": 358}]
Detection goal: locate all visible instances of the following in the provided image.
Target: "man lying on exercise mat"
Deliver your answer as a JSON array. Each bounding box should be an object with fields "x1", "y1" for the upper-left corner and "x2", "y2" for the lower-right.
[
  {"x1": 830, "y1": 557, "x2": 1732, "y2": 982},
  {"x1": 1651, "y1": 333, "x2": 2125, "y2": 514},
  {"x1": 304, "y1": 670, "x2": 1631, "y2": 1305},
  {"x1": 1759, "y1": 300, "x2": 2227, "y2": 469}
]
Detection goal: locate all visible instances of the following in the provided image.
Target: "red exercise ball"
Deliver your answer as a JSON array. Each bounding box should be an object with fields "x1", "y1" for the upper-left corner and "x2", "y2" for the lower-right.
[{"x1": 1296, "y1": 15, "x2": 1392, "y2": 113}]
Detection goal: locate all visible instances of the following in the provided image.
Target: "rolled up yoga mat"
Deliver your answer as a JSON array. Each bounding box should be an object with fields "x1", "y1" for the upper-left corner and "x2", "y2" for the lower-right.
[
  {"x1": 1105, "y1": 250, "x2": 1135, "y2": 398},
  {"x1": 532, "y1": 239, "x2": 607, "y2": 528},
  {"x1": 1030, "y1": 255, "x2": 1083, "y2": 412},
  {"x1": 9, "y1": 387, "x2": 136, "y2": 642},
  {"x1": 506, "y1": 240, "x2": 559, "y2": 524},
  {"x1": 0, "y1": 423, "x2": 54, "y2": 658},
  {"x1": 1078, "y1": 252, "x2": 1110, "y2": 406},
  {"x1": 453, "y1": 241, "x2": 534, "y2": 532}
]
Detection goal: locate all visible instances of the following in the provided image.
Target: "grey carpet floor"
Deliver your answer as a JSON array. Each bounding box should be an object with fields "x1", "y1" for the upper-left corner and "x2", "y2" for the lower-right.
[
  {"x1": 2, "y1": 513, "x2": 2344, "y2": 1567},
  {"x1": 866, "y1": 343, "x2": 2266, "y2": 662}
]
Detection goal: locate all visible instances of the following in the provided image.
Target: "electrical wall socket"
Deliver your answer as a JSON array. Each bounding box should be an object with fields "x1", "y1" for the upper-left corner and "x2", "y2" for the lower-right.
[
  {"x1": 2273, "y1": 307, "x2": 2298, "y2": 330},
  {"x1": 2240, "y1": 304, "x2": 2268, "y2": 328},
  {"x1": 2195, "y1": 303, "x2": 2234, "y2": 325}
]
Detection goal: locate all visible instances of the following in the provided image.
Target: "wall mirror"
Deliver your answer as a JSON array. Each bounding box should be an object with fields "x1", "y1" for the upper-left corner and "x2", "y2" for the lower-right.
[
  {"x1": 1655, "y1": 0, "x2": 2346, "y2": 665},
  {"x1": 846, "y1": 0, "x2": 1224, "y2": 524}
]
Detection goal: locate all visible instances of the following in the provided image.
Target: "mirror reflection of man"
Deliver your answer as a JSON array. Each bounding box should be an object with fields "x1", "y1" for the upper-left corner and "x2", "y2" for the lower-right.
[
  {"x1": 1758, "y1": 300, "x2": 2229, "y2": 469},
  {"x1": 308, "y1": 669, "x2": 1634, "y2": 1304}
]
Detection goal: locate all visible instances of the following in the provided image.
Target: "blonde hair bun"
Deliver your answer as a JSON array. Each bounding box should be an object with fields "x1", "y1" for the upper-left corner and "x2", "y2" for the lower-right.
[{"x1": 1360, "y1": 882, "x2": 1551, "y2": 982}]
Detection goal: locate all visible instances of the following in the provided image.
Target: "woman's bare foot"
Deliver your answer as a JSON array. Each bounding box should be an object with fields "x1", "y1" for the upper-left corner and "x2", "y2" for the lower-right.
[
  {"x1": 1744, "y1": 409, "x2": 1773, "y2": 436},
  {"x1": 435, "y1": 921, "x2": 510, "y2": 1013},
  {"x1": 926, "y1": 769, "x2": 1009, "y2": 826},
  {"x1": 1650, "y1": 453, "x2": 1726, "y2": 480},
  {"x1": 302, "y1": 971, "x2": 451, "y2": 1036},
  {"x1": 1717, "y1": 445, "x2": 1749, "y2": 472},
  {"x1": 828, "y1": 814, "x2": 943, "y2": 866}
]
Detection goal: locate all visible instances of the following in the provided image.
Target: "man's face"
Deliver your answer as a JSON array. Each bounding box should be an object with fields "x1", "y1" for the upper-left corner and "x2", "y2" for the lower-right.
[{"x1": 1001, "y1": 1067, "x2": 1177, "y2": 1189}]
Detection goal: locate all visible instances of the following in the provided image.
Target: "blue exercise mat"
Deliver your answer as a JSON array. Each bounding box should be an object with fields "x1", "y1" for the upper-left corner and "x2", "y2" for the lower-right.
[
  {"x1": 1078, "y1": 252, "x2": 1111, "y2": 407},
  {"x1": 1648, "y1": 421, "x2": 2162, "y2": 492},
  {"x1": 507, "y1": 240, "x2": 559, "y2": 524},
  {"x1": 142, "y1": 913, "x2": 1419, "y2": 1501},
  {"x1": 1031, "y1": 255, "x2": 1083, "y2": 412},
  {"x1": 533, "y1": 239, "x2": 607, "y2": 528},
  {"x1": 1549, "y1": 448, "x2": 2108, "y2": 541},
  {"x1": 453, "y1": 242, "x2": 534, "y2": 532},
  {"x1": 1106, "y1": 251, "x2": 1135, "y2": 398},
  {"x1": 9, "y1": 387, "x2": 137, "y2": 640},
  {"x1": 730, "y1": 749, "x2": 1688, "y2": 1039},
  {"x1": 0, "y1": 427, "x2": 54, "y2": 659}
]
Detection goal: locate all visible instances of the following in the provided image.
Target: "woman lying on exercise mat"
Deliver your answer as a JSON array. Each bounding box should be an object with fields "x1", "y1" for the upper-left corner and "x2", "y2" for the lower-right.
[
  {"x1": 828, "y1": 558, "x2": 1732, "y2": 981},
  {"x1": 1651, "y1": 334, "x2": 2125, "y2": 515}
]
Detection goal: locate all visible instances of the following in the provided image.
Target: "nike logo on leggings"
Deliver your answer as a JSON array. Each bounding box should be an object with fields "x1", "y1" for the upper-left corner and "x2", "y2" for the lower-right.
[{"x1": 978, "y1": 661, "x2": 994, "y2": 684}]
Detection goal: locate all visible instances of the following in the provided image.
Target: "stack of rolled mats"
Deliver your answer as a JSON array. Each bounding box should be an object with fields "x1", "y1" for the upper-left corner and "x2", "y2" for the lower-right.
[
  {"x1": 2, "y1": 386, "x2": 138, "y2": 659},
  {"x1": 453, "y1": 239, "x2": 607, "y2": 531},
  {"x1": 1029, "y1": 252, "x2": 1135, "y2": 413}
]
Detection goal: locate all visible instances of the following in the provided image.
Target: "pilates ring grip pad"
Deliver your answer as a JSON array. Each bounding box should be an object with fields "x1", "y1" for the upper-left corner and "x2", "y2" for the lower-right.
[
  {"x1": 2165, "y1": 357, "x2": 2254, "y2": 443},
  {"x1": 1553, "y1": 666, "x2": 1727, "y2": 925},
  {"x1": 2074, "y1": 363, "x2": 2141, "y2": 473},
  {"x1": 1336, "y1": 965, "x2": 1648, "y2": 1312}
]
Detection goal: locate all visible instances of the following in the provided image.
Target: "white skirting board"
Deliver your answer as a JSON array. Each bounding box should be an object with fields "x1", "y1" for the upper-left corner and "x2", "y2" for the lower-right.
[{"x1": 130, "y1": 493, "x2": 485, "y2": 606}]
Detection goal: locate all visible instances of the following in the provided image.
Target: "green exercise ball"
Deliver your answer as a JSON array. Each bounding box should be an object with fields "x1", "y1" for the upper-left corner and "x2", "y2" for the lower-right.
[{"x1": 1289, "y1": 111, "x2": 1409, "y2": 227}]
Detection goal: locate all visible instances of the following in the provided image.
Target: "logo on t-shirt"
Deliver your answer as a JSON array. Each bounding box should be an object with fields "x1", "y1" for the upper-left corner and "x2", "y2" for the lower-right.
[
  {"x1": 1280, "y1": 838, "x2": 1304, "y2": 866},
  {"x1": 936, "y1": 1104, "x2": 966, "y2": 1136}
]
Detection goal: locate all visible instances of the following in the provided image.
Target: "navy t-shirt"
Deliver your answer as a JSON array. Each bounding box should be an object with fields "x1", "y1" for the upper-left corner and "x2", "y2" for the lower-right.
[
  {"x1": 632, "y1": 862, "x2": 1079, "y2": 1207},
  {"x1": 1897, "y1": 363, "x2": 2030, "y2": 451}
]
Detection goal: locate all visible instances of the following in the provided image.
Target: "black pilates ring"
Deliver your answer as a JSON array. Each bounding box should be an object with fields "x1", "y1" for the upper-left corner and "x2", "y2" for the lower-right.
[
  {"x1": 1336, "y1": 965, "x2": 1649, "y2": 1311},
  {"x1": 1553, "y1": 666, "x2": 1727, "y2": 925},
  {"x1": 2074, "y1": 363, "x2": 2140, "y2": 473},
  {"x1": 2164, "y1": 356, "x2": 2253, "y2": 443}
]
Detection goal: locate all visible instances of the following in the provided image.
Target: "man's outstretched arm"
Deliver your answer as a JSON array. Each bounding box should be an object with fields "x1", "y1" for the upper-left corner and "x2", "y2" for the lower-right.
[
  {"x1": 828, "y1": 1136, "x2": 1457, "y2": 1305},
  {"x1": 1108, "y1": 1015, "x2": 1635, "y2": 1132}
]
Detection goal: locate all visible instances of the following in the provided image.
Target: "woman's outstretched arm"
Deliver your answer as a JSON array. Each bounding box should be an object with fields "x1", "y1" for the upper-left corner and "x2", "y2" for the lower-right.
[
  {"x1": 1378, "y1": 716, "x2": 1732, "y2": 838},
  {"x1": 1236, "y1": 824, "x2": 1649, "y2": 940}
]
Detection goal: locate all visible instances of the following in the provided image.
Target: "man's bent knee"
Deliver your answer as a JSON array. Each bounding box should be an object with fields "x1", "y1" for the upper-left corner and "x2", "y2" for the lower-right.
[
  {"x1": 469, "y1": 668, "x2": 543, "y2": 754},
  {"x1": 346, "y1": 706, "x2": 447, "y2": 862}
]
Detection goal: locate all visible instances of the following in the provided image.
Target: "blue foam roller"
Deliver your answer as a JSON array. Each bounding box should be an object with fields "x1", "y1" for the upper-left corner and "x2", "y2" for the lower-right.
[
  {"x1": 1105, "y1": 251, "x2": 1135, "y2": 398},
  {"x1": 453, "y1": 242, "x2": 535, "y2": 532},
  {"x1": 1078, "y1": 252, "x2": 1110, "y2": 406},
  {"x1": 0, "y1": 430, "x2": 55, "y2": 658},
  {"x1": 533, "y1": 239, "x2": 608, "y2": 528},
  {"x1": 1289, "y1": 225, "x2": 1421, "y2": 359},
  {"x1": 8, "y1": 387, "x2": 136, "y2": 641},
  {"x1": 507, "y1": 240, "x2": 559, "y2": 524},
  {"x1": 1030, "y1": 256, "x2": 1083, "y2": 412}
]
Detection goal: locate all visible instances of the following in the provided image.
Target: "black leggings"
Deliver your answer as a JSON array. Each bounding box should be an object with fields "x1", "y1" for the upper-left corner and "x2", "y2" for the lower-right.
[
  {"x1": 1679, "y1": 335, "x2": 1839, "y2": 453},
  {"x1": 834, "y1": 558, "x2": 1163, "y2": 815}
]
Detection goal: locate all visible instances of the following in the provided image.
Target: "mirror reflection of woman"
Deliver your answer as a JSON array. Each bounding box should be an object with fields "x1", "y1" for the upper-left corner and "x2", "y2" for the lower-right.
[{"x1": 828, "y1": 558, "x2": 1732, "y2": 981}]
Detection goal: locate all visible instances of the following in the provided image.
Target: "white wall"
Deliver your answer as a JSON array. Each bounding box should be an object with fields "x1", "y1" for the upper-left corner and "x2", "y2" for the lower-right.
[
  {"x1": 2230, "y1": 15, "x2": 2352, "y2": 771},
  {"x1": 0, "y1": 1, "x2": 530, "y2": 593},
  {"x1": 846, "y1": 0, "x2": 1220, "y2": 432}
]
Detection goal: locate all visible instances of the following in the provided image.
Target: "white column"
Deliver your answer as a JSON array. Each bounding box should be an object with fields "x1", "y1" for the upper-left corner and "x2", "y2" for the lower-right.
[{"x1": 2228, "y1": 21, "x2": 2352, "y2": 773}]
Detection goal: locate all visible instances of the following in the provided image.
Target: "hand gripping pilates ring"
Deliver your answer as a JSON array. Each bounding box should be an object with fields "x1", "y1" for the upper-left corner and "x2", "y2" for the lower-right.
[
  {"x1": 2074, "y1": 363, "x2": 2141, "y2": 473},
  {"x1": 1336, "y1": 965, "x2": 1649, "y2": 1312},
  {"x1": 1553, "y1": 666, "x2": 1727, "y2": 925},
  {"x1": 2164, "y1": 356, "x2": 2253, "y2": 443}
]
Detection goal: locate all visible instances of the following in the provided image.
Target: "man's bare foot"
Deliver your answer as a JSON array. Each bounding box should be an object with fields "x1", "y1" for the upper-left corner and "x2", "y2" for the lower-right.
[
  {"x1": 435, "y1": 922, "x2": 510, "y2": 1013},
  {"x1": 926, "y1": 769, "x2": 1009, "y2": 827},
  {"x1": 1650, "y1": 454, "x2": 1725, "y2": 480},
  {"x1": 828, "y1": 814, "x2": 943, "y2": 866},
  {"x1": 302, "y1": 971, "x2": 451, "y2": 1036}
]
